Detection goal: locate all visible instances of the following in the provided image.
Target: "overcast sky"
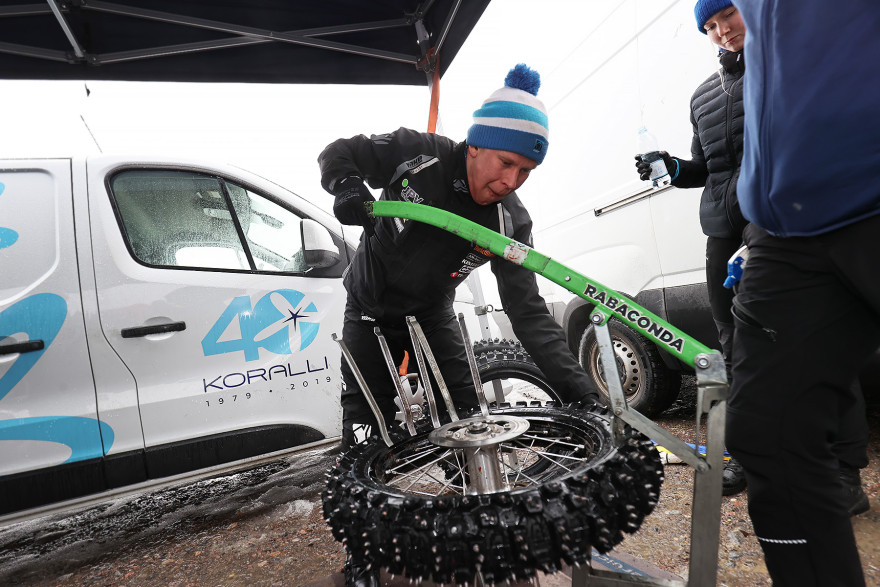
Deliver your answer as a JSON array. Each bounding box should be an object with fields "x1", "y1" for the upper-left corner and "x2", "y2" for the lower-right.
[{"x1": 0, "y1": 0, "x2": 713, "y2": 223}]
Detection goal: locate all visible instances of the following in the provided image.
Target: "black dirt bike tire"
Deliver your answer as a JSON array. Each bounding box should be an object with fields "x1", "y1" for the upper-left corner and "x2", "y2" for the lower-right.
[
  {"x1": 322, "y1": 403, "x2": 664, "y2": 585},
  {"x1": 473, "y1": 338, "x2": 525, "y2": 356},
  {"x1": 475, "y1": 339, "x2": 563, "y2": 405}
]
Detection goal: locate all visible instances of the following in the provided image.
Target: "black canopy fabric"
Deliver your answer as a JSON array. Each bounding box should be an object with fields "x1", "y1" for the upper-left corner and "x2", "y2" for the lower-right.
[{"x1": 0, "y1": 0, "x2": 490, "y2": 85}]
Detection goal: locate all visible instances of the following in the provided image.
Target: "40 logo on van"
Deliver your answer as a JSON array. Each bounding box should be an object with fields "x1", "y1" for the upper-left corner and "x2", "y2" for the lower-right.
[{"x1": 202, "y1": 289, "x2": 320, "y2": 362}]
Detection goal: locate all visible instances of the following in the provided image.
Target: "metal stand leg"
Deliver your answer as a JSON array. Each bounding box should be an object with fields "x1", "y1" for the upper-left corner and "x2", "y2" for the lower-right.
[
  {"x1": 571, "y1": 318, "x2": 728, "y2": 586},
  {"x1": 465, "y1": 272, "x2": 506, "y2": 403},
  {"x1": 332, "y1": 333, "x2": 395, "y2": 447}
]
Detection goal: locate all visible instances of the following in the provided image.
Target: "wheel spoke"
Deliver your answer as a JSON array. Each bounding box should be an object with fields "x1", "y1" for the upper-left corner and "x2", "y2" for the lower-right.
[
  {"x1": 384, "y1": 447, "x2": 469, "y2": 496},
  {"x1": 498, "y1": 451, "x2": 543, "y2": 485},
  {"x1": 511, "y1": 443, "x2": 587, "y2": 463},
  {"x1": 505, "y1": 441, "x2": 575, "y2": 474},
  {"x1": 376, "y1": 418, "x2": 599, "y2": 495},
  {"x1": 518, "y1": 432, "x2": 585, "y2": 451}
]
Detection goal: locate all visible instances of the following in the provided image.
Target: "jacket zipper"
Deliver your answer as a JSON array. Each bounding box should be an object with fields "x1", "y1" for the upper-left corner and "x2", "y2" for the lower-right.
[{"x1": 724, "y1": 72, "x2": 742, "y2": 229}]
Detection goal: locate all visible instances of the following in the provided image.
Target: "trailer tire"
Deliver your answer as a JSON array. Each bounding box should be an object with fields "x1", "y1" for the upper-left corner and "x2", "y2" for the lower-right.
[{"x1": 579, "y1": 319, "x2": 681, "y2": 417}]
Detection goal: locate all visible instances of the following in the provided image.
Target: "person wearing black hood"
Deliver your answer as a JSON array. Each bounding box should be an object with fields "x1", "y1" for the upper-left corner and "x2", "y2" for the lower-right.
[
  {"x1": 635, "y1": 0, "x2": 750, "y2": 496},
  {"x1": 320, "y1": 65, "x2": 601, "y2": 586}
]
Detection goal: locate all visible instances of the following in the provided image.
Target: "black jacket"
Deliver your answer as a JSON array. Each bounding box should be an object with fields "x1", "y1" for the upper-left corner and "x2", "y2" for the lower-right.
[
  {"x1": 673, "y1": 50, "x2": 747, "y2": 239},
  {"x1": 318, "y1": 127, "x2": 596, "y2": 402}
]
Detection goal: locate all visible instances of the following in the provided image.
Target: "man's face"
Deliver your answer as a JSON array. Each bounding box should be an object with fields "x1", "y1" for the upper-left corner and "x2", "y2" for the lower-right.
[{"x1": 466, "y1": 145, "x2": 538, "y2": 206}]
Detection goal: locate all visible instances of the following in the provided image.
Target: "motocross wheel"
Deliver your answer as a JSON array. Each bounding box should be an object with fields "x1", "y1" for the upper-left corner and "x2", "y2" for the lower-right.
[
  {"x1": 475, "y1": 339, "x2": 562, "y2": 405},
  {"x1": 473, "y1": 337, "x2": 526, "y2": 356},
  {"x1": 323, "y1": 403, "x2": 663, "y2": 585},
  {"x1": 579, "y1": 319, "x2": 681, "y2": 417}
]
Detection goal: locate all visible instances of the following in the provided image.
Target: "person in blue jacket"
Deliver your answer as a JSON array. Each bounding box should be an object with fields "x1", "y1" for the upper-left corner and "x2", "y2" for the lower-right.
[{"x1": 728, "y1": 1, "x2": 880, "y2": 584}]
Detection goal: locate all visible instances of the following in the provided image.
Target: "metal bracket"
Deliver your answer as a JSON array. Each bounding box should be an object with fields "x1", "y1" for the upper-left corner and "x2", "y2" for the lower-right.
[
  {"x1": 458, "y1": 313, "x2": 491, "y2": 418},
  {"x1": 374, "y1": 327, "x2": 417, "y2": 436},
  {"x1": 332, "y1": 334, "x2": 394, "y2": 447},
  {"x1": 48, "y1": 0, "x2": 85, "y2": 58},
  {"x1": 473, "y1": 304, "x2": 493, "y2": 316},
  {"x1": 407, "y1": 317, "x2": 460, "y2": 422},
  {"x1": 574, "y1": 320, "x2": 728, "y2": 586},
  {"x1": 405, "y1": 318, "x2": 442, "y2": 429}
]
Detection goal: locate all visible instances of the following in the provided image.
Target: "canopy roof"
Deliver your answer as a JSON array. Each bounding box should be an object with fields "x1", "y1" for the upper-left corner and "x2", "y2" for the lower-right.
[{"x1": 0, "y1": 0, "x2": 490, "y2": 84}]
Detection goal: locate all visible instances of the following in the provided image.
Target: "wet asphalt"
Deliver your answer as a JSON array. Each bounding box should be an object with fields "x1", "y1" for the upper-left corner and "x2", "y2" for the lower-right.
[{"x1": 0, "y1": 446, "x2": 339, "y2": 585}]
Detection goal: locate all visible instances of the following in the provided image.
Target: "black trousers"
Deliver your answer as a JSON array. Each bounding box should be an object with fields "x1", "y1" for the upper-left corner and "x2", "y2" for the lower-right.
[
  {"x1": 339, "y1": 300, "x2": 480, "y2": 443},
  {"x1": 727, "y1": 217, "x2": 880, "y2": 586},
  {"x1": 706, "y1": 235, "x2": 742, "y2": 370}
]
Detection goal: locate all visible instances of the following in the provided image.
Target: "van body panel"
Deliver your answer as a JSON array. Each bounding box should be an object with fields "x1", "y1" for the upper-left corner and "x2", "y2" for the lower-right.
[
  {"x1": 528, "y1": 3, "x2": 723, "y2": 370},
  {"x1": 536, "y1": 199, "x2": 663, "y2": 298},
  {"x1": 77, "y1": 158, "x2": 145, "y2": 458},
  {"x1": 84, "y1": 157, "x2": 344, "y2": 449},
  {"x1": 0, "y1": 160, "x2": 106, "y2": 476}
]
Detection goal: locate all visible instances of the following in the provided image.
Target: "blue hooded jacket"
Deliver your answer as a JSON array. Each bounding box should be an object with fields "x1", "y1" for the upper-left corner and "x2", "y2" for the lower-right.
[{"x1": 734, "y1": 0, "x2": 880, "y2": 236}]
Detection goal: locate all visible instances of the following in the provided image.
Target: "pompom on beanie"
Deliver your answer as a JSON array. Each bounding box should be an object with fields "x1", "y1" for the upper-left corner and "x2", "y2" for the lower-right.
[{"x1": 467, "y1": 64, "x2": 549, "y2": 164}]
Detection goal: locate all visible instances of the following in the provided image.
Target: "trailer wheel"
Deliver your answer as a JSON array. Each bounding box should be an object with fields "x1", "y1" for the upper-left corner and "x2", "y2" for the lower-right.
[
  {"x1": 579, "y1": 320, "x2": 681, "y2": 417},
  {"x1": 322, "y1": 403, "x2": 663, "y2": 584}
]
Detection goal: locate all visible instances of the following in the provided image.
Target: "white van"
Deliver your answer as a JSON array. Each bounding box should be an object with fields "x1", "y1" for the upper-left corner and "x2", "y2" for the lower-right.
[
  {"x1": 525, "y1": 3, "x2": 728, "y2": 416},
  {"x1": 0, "y1": 156, "x2": 358, "y2": 515}
]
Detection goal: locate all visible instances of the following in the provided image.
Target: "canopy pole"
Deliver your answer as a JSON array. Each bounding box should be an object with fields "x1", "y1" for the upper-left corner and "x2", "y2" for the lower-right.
[
  {"x1": 414, "y1": 16, "x2": 441, "y2": 134},
  {"x1": 427, "y1": 49, "x2": 441, "y2": 133},
  {"x1": 47, "y1": 0, "x2": 85, "y2": 59}
]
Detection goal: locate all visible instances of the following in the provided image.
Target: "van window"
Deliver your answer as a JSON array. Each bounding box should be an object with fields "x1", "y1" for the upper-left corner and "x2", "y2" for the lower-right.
[
  {"x1": 108, "y1": 170, "x2": 306, "y2": 273},
  {"x1": 225, "y1": 181, "x2": 306, "y2": 272}
]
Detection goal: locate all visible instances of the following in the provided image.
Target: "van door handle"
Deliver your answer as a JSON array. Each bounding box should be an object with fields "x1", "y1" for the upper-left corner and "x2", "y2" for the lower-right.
[
  {"x1": 0, "y1": 340, "x2": 45, "y2": 355},
  {"x1": 121, "y1": 321, "x2": 187, "y2": 339}
]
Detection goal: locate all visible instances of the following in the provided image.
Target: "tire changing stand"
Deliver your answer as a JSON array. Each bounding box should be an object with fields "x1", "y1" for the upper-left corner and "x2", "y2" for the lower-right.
[
  {"x1": 572, "y1": 311, "x2": 728, "y2": 587},
  {"x1": 365, "y1": 200, "x2": 730, "y2": 587}
]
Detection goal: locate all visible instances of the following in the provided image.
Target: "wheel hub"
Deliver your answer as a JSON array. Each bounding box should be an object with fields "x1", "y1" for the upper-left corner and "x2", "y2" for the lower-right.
[
  {"x1": 428, "y1": 415, "x2": 530, "y2": 448},
  {"x1": 593, "y1": 338, "x2": 641, "y2": 398}
]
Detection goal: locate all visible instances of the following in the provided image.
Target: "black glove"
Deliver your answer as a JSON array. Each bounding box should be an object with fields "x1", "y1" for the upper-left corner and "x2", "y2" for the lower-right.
[
  {"x1": 634, "y1": 151, "x2": 676, "y2": 182},
  {"x1": 332, "y1": 176, "x2": 375, "y2": 236}
]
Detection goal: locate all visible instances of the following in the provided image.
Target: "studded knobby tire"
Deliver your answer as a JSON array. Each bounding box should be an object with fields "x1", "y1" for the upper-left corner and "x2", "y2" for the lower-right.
[
  {"x1": 474, "y1": 339, "x2": 563, "y2": 405},
  {"x1": 322, "y1": 403, "x2": 663, "y2": 584},
  {"x1": 473, "y1": 338, "x2": 536, "y2": 357}
]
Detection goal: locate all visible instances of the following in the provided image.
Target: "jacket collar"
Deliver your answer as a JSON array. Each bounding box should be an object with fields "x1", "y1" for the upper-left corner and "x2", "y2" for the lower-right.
[{"x1": 719, "y1": 49, "x2": 745, "y2": 74}]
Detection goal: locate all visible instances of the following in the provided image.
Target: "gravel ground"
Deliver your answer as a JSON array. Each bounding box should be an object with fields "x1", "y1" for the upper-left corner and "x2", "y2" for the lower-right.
[
  {"x1": 3, "y1": 380, "x2": 880, "y2": 586},
  {"x1": 614, "y1": 378, "x2": 880, "y2": 587}
]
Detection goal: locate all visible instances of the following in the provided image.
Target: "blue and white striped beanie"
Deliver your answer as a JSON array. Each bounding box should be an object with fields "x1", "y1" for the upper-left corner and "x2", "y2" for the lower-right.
[{"x1": 467, "y1": 64, "x2": 549, "y2": 165}]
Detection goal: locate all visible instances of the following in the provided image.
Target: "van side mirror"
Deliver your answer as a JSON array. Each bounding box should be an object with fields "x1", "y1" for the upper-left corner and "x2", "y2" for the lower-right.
[{"x1": 301, "y1": 219, "x2": 341, "y2": 269}]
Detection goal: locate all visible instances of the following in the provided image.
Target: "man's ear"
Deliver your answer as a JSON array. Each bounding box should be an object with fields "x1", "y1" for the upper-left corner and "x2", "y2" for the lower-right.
[{"x1": 467, "y1": 145, "x2": 479, "y2": 158}]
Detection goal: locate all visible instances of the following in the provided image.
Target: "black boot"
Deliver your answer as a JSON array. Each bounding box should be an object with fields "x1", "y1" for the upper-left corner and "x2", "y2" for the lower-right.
[
  {"x1": 840, "y1": 466, "x2": 870, "y2": 517},
  {"x1": 344, "y1": 552, "x2": 379, "y2": 587},
  {"x1": 722, "y1": 457, "x2": 747, "y2": 496}
]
